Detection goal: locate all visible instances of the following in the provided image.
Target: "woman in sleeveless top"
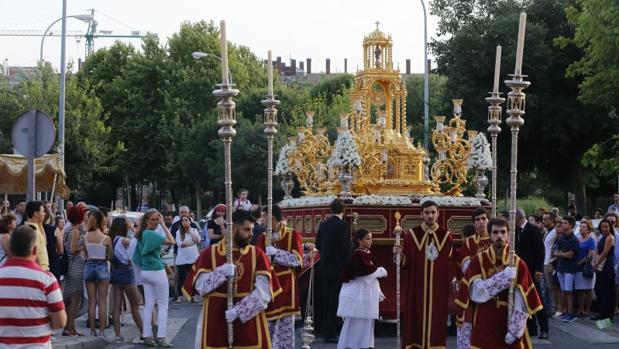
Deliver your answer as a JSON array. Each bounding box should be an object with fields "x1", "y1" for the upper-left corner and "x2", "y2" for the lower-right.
[
  {"x1": 592, "y1": 219, "x2": 616, "y2": 321},
  {"x1": 110, "y1": 216, "x2": 144, "y2": 343},
  {"x1": 83, "y1": 209, "x2": 113, "y2": 338},
  {"x1": 62, "y1": 205, "x2": 88, "y2": 337}
]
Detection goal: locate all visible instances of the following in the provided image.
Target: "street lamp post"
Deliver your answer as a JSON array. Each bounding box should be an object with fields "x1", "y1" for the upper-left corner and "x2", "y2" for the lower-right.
[
  {"x1": 420, "y1": 0, "x2": 429, "y2": 154},
  {"x1": 192, "y1": 51, "x2": 233, "y2": 84},
  {"x1": 40, "y1": 14, "x2": 93, "y2": 62}
]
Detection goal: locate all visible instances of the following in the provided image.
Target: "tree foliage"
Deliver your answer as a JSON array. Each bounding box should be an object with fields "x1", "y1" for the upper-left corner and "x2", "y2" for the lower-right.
[{"x1": 430, "y1": 0, "x2": 618, "y2": 209}]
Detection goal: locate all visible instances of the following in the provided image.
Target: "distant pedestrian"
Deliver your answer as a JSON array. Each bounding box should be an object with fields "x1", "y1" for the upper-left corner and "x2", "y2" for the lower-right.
[
  {"x1": 554, "y1": 216, "x2": 579, "y2": 323},
  {"x1": 234, "y1": 189, "x2": 252, "y2": 211},
  {"x1": 0, "y1": 225, "x2": 66, "y2": 348},
  {"x1": 24, "y1": 201, "x2": 49, "y2": 271},
  {"x1": 43, "y1": 204, "x2": 64, "y2": 281},
  {"x1": 206, "y1": 204, "x2": 227, "y2": 245},
  {"x1": 0, "y1": 213, "x2": 16, "y2": 266},
  {"x1": 132, "y1": 209, "x2": 176, "y2": 347},
  {"x1": 575, "y1": 219, "x2": 595, "y2": 317},
  {"x1": 110, "y1": 216, "x2": 143, "y2": 343},
  {"x1": 83, "y1": 209, "x2": 113, "y2": 338},
  {"x1": 591, "y1": 219, "x2": 616, "y2": 321},
  {"x1": 62, "y1": 205, "x2": 87, "y2": 337},
  {"x1": 174, "y1": 216, "x2": 200, "y2": 303}
]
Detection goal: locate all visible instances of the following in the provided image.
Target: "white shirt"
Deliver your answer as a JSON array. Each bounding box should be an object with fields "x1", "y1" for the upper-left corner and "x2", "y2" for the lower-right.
[
  {"x1": 175, "y1": 228, "x2": 200, "y2": 265},
  {"x1": 543, "y1": 228, "x2": 557, "y2": 266}
]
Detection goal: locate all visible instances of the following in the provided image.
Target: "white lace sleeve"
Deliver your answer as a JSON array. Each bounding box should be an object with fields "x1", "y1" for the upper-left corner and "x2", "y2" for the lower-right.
[
  {"x1": 234, "y1": 275, "x2": 271, "y2": 323},
  {"x1": 470, "y1": 271, "x2": 512, "y2": 303},
  {"x1": 194, "y1": 270, "x2": 227, "y2": 296},
  {"x1": 273, "y1": 249, "x2": 301, "y2": 268},
  {"x1": 507, "y1": 289, "x2": 528, "y2": 340}
]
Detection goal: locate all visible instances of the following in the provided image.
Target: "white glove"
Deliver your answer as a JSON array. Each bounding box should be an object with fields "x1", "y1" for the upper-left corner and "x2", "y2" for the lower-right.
[
  {"x1": 225, "y1": 308, "x2": 239, "y2": 322},
  {"x1": 265, "y1": 246, "x2": 278, "y2": 257},
  {"x1": 217, "y1": 263, "x2": 236, "y2": 277},
  {"x1": 502, "y1": 266, "x2": 517, "y2": 280},
  {"x1": 505, "y1": 332, "x2": 516, "y2": 345},
  {"x1": 376, "y1": 267, "x2": 388, "y2": 278}
]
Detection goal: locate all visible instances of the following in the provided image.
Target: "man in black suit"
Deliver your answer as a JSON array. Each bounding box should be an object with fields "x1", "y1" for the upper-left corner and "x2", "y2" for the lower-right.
[
  {"x1": 315, "y1": 198, "x2": 350, "y2": 342},
  {"x1": 515, "y1": 208, "x2": 549, "y2": 339}
]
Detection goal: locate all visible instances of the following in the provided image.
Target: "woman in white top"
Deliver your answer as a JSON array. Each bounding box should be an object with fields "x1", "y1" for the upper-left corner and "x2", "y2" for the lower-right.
[
  {"x1": 110, "y1": 216, "x2": 143, "y2": 343},
  {"x1": 174, "y1": 216, "x2": 200, "y2": 303},
  {"x1": 82, "y1": 209, "x2": 113, "y2": 338}
]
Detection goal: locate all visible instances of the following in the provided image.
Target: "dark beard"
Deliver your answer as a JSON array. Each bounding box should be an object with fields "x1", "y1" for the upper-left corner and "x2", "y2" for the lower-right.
[{"x1": 234, "y1": 233, "x2": 249, "y2": 248}]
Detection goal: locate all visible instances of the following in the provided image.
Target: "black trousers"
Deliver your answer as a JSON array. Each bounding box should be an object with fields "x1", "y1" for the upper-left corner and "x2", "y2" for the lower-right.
[
  {"x1": 595, "y1": 265, "x2": 616, "y2": 318},
  {"x1": 320, "y1": 277, "x2": 342, "y2": 338},
  {"x1": 527, "y1": 279, "x2": 549, "y2": 334},
  {"x1": 176, "y1": 264, "x2": 192, "y2": 298}
]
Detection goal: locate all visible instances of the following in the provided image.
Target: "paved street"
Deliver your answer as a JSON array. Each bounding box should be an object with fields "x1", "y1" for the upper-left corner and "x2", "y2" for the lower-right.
[{"x1": 51, "y1": 302, "x2": 618, "y2": 349}]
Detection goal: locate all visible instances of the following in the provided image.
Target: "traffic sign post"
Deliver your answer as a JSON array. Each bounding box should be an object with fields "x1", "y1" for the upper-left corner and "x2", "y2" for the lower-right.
[{"x1": 11, "y1": 109, "x2": 56, "y2": 201}]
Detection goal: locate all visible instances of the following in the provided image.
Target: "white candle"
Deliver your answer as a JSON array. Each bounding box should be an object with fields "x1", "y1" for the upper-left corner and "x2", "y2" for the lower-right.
[
  {"x1": 514, "y1": 13, "x2": 526, "y2": 75},
  {"x1": 493, "y1": 45, "x2": 502, "y2": 93},
  {"x1": 220, "y1": 20, "x2": 229, "y2": 85},
  {"x1": 267, "y1": 50, "x2": 273, "y2": 96}
]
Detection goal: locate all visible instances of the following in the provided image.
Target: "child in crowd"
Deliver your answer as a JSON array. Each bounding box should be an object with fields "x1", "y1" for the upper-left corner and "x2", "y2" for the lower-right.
[{"x1": 337, "y1": 228, "x2": 387, "y2": 349}]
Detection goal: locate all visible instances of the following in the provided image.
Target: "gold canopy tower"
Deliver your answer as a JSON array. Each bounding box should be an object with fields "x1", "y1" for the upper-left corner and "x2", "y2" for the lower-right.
[{"x1": 347, "y1": 23, "x2": 437, "y2": 195}]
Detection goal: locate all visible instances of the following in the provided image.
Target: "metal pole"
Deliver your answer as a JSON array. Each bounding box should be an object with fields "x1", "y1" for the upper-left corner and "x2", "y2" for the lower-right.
[
  {"x1": 421, "y1": 0, "x2": 429, "y2": 153},
  {"x1": 56, "y1": 0, "x2": 68, "y2": 215},
  {"x1": 213, "y1": 20, "x2": 238, "y2": 349},
  {"x1": 505, "y1": 73, "x2": 530, "y2": 316},
  {"x1": 27, "y1": 110, "x2": 37, "y2": 201},
  {"x1": 394, "y1": 211, "x2": 402, "y2": 349},
  {"x1": 262, "y1": 51, "x2": 279, "y2": 249},
  {"x1": 486, "y1": 92, "x2": 504, "y2": 218},
  {"x1": 40, "y1": 18, "x2": 63, "y2": 63}
]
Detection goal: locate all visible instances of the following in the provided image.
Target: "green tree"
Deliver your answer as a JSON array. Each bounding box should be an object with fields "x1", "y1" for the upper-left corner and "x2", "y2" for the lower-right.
[
  {"x1": 559, "y1": 0, "x2": 619, "y2": 109},
  {"x1": 430, "y1": 0, "x2": 618, "y2": 212}
]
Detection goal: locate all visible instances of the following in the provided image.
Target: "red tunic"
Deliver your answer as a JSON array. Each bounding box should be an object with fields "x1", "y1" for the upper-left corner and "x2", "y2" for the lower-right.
[
  {"x1": 255, "y1": 224, "x2": 303, "y2": 320},
  {"x1": 455, "y1": 234, "x2": 491, "y2": 326},
  {"x1": 401, "y1": 224, "x2": 453, "y2": 349},
  {"x1": 341, "y1": 248, "x2": 377, "y2": 282},
  {"x1": 182, "y1": 241, "x2": 282, "y2": 349},
  {"x1": 459, "y1": 246, "x2": 543, "y2": 349}
]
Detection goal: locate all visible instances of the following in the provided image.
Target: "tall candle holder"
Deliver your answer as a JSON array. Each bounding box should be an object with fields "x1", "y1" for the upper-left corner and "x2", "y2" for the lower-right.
[
  {"x1": 485, "y1": 91, "x2": 505, "y2": 218},
  {"x1": 262, "y1": 52, "x2": 280, "y2": 251},
  {"x1": 213, "y1": 20, "x2": 238, "y2": 349},
  {"x1": 505, "y1": 71, "x2": 530, "y2": 318}
]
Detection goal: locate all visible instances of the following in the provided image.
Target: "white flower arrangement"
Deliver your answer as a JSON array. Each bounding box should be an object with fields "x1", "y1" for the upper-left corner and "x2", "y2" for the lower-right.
[
  {"x1": 278, "y1": 195, "x2": 338, "y2": 208},
  {"x1": 275, "y1": 144, "x2": 293, "y2": 176},
  {"x1": 467, "y1": 133, "x2": 492, "y2": 171},
  {"x1": 353, "y1": 195, "x2": 412, "y2": 206},
  {"x1": 327, "y1": 131, "x2": 362, "y2": 170},
  {"x1": 421, "y1": 196, "x2": 482, "y2": 207}
]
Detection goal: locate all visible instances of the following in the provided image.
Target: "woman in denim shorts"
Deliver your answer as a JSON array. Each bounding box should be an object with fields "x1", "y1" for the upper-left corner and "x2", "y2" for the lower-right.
[
  {"x1": 82, "y1": 210, "x2": 113, "y2": 338},
  {"x1": 110, "y1": 216, "x2": 144, "y2": 343}
]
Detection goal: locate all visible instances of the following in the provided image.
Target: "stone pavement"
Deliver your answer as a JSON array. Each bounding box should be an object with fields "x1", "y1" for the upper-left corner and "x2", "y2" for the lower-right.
[{"x1": 52, "y1": 307, "x2": 189, "y2": 349}]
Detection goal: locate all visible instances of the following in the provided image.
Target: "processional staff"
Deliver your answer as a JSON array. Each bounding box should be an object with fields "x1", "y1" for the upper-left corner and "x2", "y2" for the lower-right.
[
  {"x1": 213, "y1": 20, "x2": 239, "y2": 349},
  {"x1": 393, "y1": 211, "x2": 403, "y2": 349},
  {"x1": 486, "y1": 45, "x2": 505, "y2": 218},
  {"x1": 263, "y1": 50, "x2": 279, "y2": 250},
  {"x1": 506, "y1": 12, "x2": 530, "y2": 321}
]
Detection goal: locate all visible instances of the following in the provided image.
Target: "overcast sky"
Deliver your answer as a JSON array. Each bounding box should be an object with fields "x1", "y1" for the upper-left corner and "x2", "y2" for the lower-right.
[{"x1": 1, "y1": 0, "x2": 441, "y2": 74}]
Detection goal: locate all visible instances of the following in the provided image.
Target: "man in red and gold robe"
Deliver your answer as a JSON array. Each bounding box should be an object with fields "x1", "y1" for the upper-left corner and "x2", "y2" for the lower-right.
[
  {"x1": 393, "y1": 200, "x2": 453, "y2": 349},
  {"x1": 455, "y1": 208, "x2": 491, "y2": 349},
  {"x1": 255, "y1": 204, "x2": 303, "y2": 349},
  {"x1": 459, "y1": 217, "x2": 543, "y2": 349},
  {"x1": 182, "y1": 210, "x2": 282, "y2": 349}
]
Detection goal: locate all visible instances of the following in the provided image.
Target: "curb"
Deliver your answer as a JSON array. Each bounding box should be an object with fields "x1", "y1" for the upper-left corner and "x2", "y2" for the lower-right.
[{"x1": 52, "y1": 337, "x2": 108, "y2": 349}]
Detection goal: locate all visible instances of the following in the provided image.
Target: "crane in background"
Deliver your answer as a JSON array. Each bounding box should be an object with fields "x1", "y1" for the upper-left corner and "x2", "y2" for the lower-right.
[{"x1": 0, "y1": 9, "x2": 155, "y2": 59}]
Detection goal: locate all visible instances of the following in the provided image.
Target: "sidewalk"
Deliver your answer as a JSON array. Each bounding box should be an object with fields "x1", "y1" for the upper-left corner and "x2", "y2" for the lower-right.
[{"x1": 52, "y1": 312, "x2": 139, "y2": 349}]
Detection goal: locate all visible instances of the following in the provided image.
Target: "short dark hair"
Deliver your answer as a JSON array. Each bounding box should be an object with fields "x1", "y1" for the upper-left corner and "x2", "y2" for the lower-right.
[
  {"x1": 0, "y1": 213, "x2": 17, "y2": 234},
  {"x1": 271, "y1": 205, "x2": 283, "y2": 222},
  {"x1": 462, "y1": 224, "x2": 476, "y2": 238},
  {"x1": 487, "y1": 217, "x2": 509, "y2": 233},
  {"x1": 471, "y1": 208, "x2": 488, "y2": 221},
  {"x1": 330, "y1": 199, "x2": 345, "y2": 214},
  {"x1": 533, "y1": 215, "x2": 543, "y2": 223},
  {"x1": 352, "y1": 228, "x2": 371, "y2": 249},
  {"x1": 10, "y1": 225, "x2": 37, "y2": 257},
  {"x1": 421, "y1": 200, "x2": 439, "y2": 210},
  {"x1": 25, "y1": 201, "x2": 44, "y2": 219},
  {"x1": 232, "y1": 209, "x2": 255, "y2": 225},
  {"x1": 564, "y1": 216, "x2": 576, "y2": 228}
]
